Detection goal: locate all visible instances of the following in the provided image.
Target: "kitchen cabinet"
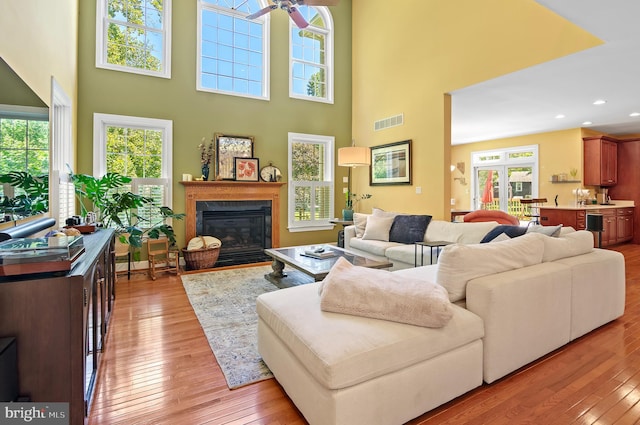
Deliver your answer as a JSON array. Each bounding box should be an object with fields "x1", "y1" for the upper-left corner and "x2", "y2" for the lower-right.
[
  {"x1": 583, "y1": 136, "x2": 618, "y2": 186},
  {"x1": 540, "y1": 206, "x2": 633, "y2": 247},
  {"x1": 0, "y1": 229, "x2": 115, "y2": 425},
  {"x1": 617, "y1": 207, "x2": 634, "y2": 243},
  {"x1": 539, "y1": 208, "x2": 585, "y2": 230}
]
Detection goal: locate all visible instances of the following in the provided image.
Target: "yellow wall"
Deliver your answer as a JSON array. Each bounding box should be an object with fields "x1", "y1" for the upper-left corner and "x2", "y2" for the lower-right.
[
  {"x1": 352, "y1": 0, "x2": 602, "y2": 220},
  {"x1": 451, "y1": 129, "x2": 584, "y2": 210},
  {"x1": 0, "y1": 0, "x2": 78, "y2": 109}
]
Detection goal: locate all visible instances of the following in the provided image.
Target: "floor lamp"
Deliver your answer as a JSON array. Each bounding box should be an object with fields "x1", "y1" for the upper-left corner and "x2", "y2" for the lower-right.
[{"x1": 338, "y1": 145, "x2": 371, "y2": 221}]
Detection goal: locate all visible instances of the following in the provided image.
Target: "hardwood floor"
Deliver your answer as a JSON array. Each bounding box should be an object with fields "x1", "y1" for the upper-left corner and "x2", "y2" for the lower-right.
[{"x1": 89, "y1": 244, "x2": 640, "y2": 425}]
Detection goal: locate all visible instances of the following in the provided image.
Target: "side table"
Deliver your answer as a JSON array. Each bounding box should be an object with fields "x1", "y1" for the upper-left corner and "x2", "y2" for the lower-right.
[
  {"x1": 330, "y1": 219, "x2": 354, "y2": 247},
  {"x1": 414, "y1": 241, "x2": 452, "y2": 266}
]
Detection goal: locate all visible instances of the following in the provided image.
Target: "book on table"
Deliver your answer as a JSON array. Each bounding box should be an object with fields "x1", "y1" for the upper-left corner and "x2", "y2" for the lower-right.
[{"x1": 302, "y1": 247, "x2": 336, "y2": 259}]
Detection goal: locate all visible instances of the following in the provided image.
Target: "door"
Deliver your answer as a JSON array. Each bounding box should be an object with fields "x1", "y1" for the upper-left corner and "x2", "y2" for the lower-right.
[{"x1": 474, "y1": 165, "x2": 534, "y2": 217}]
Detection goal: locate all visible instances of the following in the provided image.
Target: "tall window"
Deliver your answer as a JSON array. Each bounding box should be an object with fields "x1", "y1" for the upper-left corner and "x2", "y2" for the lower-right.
[
  {"x1": 288, "y1": 132, "x2": 334, "y2": 231},
  {"x1": 93, "y1": 113, "x2": 173, "y2": 228},
  {"x1": 290, "y1": 5, "x2": 333, "y2": 103},
  {"x1": 198, "y1": 0, "x2": 270, "y2": 100},
  {"x1": 96, "y1": 0, "x2": 172, "y2": 78},
  {"x1": 0, "y1": 106, "x2": 49, "y2": 206}
]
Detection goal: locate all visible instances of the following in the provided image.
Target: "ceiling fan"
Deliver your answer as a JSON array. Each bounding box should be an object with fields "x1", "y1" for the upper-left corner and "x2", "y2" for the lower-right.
[{"x1": 246, "y1": 0, "x2": 339, "y2": 29}]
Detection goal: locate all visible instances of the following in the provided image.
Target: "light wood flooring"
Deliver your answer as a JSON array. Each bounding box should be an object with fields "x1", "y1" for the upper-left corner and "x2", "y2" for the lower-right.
[{"x1": 89, "y1": 244, "x2": 640, "y2": 424}]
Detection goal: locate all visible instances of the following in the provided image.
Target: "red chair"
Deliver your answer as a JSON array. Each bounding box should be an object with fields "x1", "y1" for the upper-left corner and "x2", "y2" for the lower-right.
[{"x1": 463, "y1": 209, "x2": 520, "y2": 225}]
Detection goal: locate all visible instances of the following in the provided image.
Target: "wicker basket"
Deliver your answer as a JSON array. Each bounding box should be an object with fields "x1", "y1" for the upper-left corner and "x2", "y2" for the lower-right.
[{"x1": 182, "y1": 246, "x2": 220, "y2": 270}]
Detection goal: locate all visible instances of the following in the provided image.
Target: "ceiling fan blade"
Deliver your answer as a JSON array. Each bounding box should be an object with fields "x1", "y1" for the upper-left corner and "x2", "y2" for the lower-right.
[
  {"x1": 246, "y1": 4, "x2": 277, "y2": 20},
  {"x1": 288, "y1": 6, "x2": 309, "y2": 28},
  {"x1": 297, "y1": 0, "x2": 339, "y2": 5}
]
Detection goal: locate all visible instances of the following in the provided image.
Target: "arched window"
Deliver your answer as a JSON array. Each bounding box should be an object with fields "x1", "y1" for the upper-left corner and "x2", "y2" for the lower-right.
[
  {"x1": 198, "y1": 0, "x2": 270, "y2": 100},
  {"x1": 290, "y1": 5, "x2": 334, "y2": 103}
]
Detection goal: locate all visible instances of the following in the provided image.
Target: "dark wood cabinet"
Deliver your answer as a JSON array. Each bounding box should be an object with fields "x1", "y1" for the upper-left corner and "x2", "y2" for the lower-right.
[
  {"x1": 617, "y1": 207, "x2": 634, "y2": 243},
  {"x1": 583, "y1": 136, "x2": 618, "y2": 186},
  {"x1": 539, "y1": 208, "x2": 585, "y2": 230},
  {"x1": 540, "y1": 207, "x2": 633, "y2": 247},
  {"x1": 0, "y1": 229, "x2": 115, "y2": 425}
]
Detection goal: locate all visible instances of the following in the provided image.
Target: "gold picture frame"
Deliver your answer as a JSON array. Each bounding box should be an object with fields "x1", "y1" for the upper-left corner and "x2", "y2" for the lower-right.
[{"x1": 214, "y1": 133, "x2": 254, "y2": 180}]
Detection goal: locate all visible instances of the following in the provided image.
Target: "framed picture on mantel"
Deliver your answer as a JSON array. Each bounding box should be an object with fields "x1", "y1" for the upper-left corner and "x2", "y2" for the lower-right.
[{"x1": 215, "y1": 133, "x2": 254, "y2": 180}]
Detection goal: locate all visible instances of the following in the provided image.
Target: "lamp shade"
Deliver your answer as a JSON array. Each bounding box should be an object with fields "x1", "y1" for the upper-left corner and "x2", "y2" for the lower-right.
[{"x1": 338, "y1": 146, "x2": 371, "y2": 167}]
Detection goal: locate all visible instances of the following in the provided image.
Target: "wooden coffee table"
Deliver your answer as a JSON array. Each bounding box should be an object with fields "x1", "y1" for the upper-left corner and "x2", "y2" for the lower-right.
[{"x1": 264, "y1": 245, "x2": 392, "y2": 286}]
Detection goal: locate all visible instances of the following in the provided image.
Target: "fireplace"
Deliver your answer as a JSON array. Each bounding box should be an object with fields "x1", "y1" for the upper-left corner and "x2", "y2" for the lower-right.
[
  {"x1": 197, "y1": 201, "x2": 271, "y2": 267},
  {"x1": 181, "y1": 181, "x2": 285, "y2": 268}
]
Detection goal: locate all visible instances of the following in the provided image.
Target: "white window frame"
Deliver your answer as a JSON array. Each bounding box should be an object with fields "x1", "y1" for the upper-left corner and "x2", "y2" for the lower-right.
[
  {"x1": 289, "y1": 5, "x2": 334, "y2": 103},
  {"x1": 288, "y1": 132, "x2": 334, "y2": 231},
  {"x1": 93, "y1": 113, "x2": 173, "y2": 215},
  {"x1": 470, "y1": 144, "x2": 539, "y2": 210},
  {"x1": 95, "y1": 0, "x2": 172, "y2": 78},
  {"x1": 197, "y1": 0, "x2": 271, "y2": 100},
  {"x1": 49, "y1": 78, "x2": 75, "y2": 228}
]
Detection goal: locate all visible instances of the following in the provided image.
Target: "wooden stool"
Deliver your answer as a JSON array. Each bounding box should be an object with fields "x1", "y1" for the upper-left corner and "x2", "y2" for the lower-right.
[{"x1": 147, "y1": 239, "x2": 180, "y2": 280}]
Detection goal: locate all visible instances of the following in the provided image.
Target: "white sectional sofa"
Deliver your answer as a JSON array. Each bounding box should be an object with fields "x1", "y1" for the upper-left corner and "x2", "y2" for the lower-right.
[
  {"x1": 257, "y1": 230, "x2": 626, "y2": 425},
  {"x1": 345, "y1": 218, "x2": 501, "y2": 270}
]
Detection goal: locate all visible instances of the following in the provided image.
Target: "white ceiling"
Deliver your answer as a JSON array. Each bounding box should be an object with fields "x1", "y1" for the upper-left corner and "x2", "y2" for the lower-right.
[{"x1": 451, "y1": 0, "x2": 640, "y2": 145}]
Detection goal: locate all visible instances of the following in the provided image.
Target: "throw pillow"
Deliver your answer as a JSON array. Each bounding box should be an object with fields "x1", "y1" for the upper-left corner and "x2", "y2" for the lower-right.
[
  {"x1": 436, "y1": 232, "x2": 546, "y2": 302},
  {"x1": 480, "y1": 224, "x2": 528, "y2": 243},
  {"x1": 361, "y1": 215, "x2": 395, "y2": 241},
  {"x1": 491, "y1": 232, "x2": 512, "y2": 242},
  {"x1": 389, "y1": 214, "x2": 432, "y2": 244},
  {"x1": 372, "y1": 207, "x2": 399, "y2": 219},
  {"x1": 541, "y1": 230, "x2": 594, "y2": 262},
  {"x1": 353, "y1": 213, "x2": 369, "y2": 238},
  {"x1": 319, "y1": 257, "x2": 454, "y2": 328},
  {"x1": 526, "y1": 224, "x2": 562, "y2": 237}
]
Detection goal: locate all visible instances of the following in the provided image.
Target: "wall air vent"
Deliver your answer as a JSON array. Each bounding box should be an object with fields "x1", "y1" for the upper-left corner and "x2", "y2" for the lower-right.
[{"x1": 374, "y1": 113, "x2": 404, "y2": 131}]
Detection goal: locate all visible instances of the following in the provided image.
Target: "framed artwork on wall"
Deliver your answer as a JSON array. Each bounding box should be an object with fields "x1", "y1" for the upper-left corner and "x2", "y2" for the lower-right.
[
  {"x1": 215, "y1": 133, "x2": 254, "y2": 180},
  {"x1": 234, "y1": 158, "x2": 260, "y2": 181},
  {"x1": 370, "y1": 140, "x2": 412, "y2": 185}
]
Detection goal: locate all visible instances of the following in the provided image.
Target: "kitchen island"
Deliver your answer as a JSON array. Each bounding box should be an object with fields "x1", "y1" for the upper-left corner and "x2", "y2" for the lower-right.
[{"x1": 540, "y1": 201, "x2": 634, "y2": 247}]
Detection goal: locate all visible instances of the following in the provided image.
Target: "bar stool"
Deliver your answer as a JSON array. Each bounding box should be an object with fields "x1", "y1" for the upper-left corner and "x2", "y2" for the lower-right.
[{"x1": 520, "y1": 198, "x2": 547, "y2": 226}]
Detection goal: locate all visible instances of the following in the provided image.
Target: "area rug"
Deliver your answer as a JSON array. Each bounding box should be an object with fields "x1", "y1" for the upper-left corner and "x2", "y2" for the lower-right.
[{"x1": 181, "y1": 265, "x2": 277, "y2": 389}]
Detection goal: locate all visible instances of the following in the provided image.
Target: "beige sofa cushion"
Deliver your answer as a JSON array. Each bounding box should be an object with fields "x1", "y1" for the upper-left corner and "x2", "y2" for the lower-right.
[
  {"x1": 436, "y1": 232, "x2": 545, "y2": 302},
  {"x1": 541, "y1": 230, "x2": 594, "y2": 262},
  {"x1": 362, "y1": 215, "x2": 395, "y2": 241},
  {"x1": 353, "y1": 213, "x2": 370, "y2": 238},
  {"x1": 319, "y1": 257, "x2": 453, "y2": 328},
  {"x1": 256, "y1": 282, "x2": 484, "y2": 390},
  {"x1": 425, "y1": 220, "x2": 499, "y2": 244}
]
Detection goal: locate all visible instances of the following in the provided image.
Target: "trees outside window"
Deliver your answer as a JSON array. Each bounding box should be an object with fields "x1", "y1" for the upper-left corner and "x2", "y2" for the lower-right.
[
  {"x1": 288, "y1": 132, "x2": 334, "y2": 231},
  {"x1": 93, "y1": 113, "x2": 173, "y2": 228},
  {"x1": 197, "y1": 0, "x2": 270, "y2": 99},
  {"x1": 290, "y1": 5, "x2": 333, "y2": 103},
  {"x1": 96, "y1": 0, "x2": 172, "y2": 78},
  {"x1": 0, "y1": 106, "x2": 49, "y2": 208}
]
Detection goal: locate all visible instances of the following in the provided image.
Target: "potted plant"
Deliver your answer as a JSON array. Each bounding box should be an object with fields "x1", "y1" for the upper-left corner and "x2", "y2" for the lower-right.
[
  {"x1": 342, "y1": 191, "x2": 372, "y2": 221},
  {"x1": 0, "y1": 171, "x2": 49, "y2": 219},
  {"x1": 69, "y1": 169, "x2": 184, "y2": 252}
]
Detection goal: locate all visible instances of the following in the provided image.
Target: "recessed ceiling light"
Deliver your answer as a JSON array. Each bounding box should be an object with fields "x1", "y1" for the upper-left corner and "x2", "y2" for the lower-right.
[
  {"x1": 593, "y1": 100, "x2": 606, "y2": 105},
  {"x1": 555, "y1": 114, "x2": 565, "y2": 119},
  {"x1": 582, "y1": 121, "x2": 593, "y2": 125},
  {"x1": 630, "y1": 112, "x2": 640, "y2": 117}
]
